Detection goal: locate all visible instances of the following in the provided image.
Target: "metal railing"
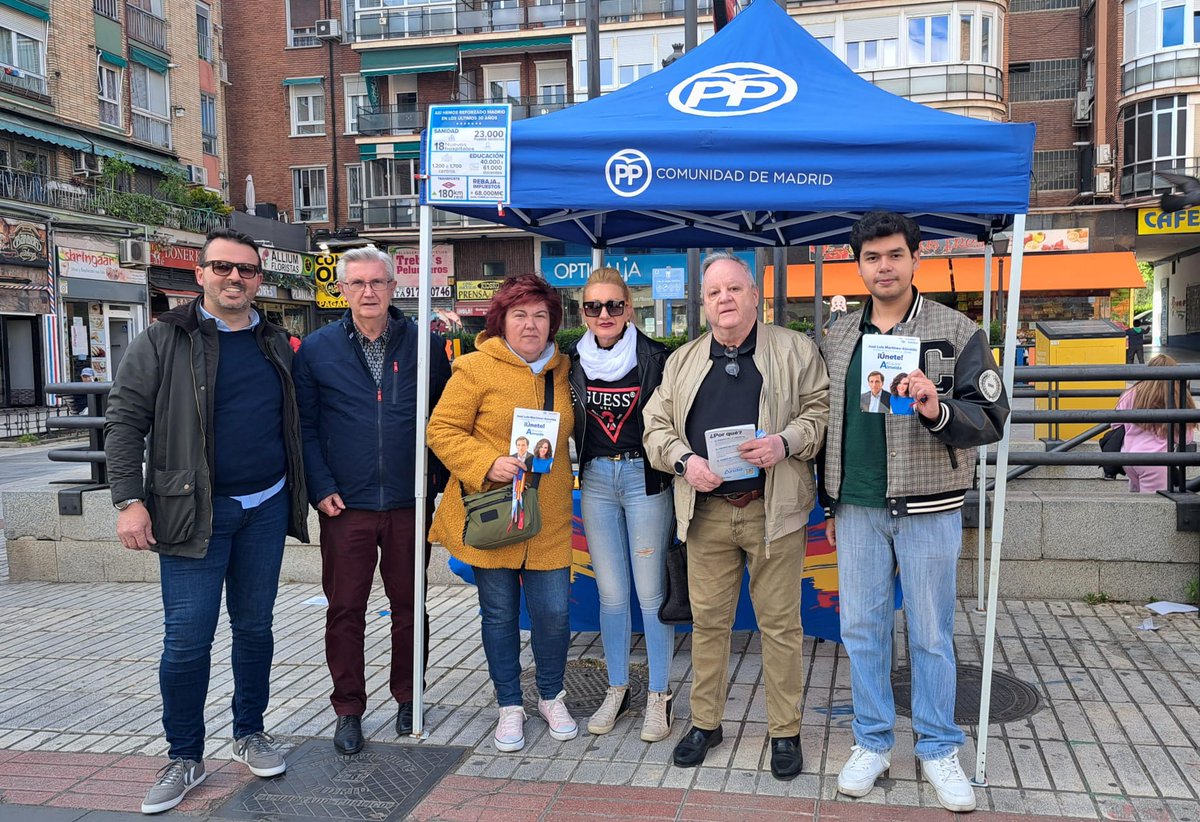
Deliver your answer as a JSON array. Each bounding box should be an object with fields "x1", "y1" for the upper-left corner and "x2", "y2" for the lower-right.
[
  {"x1": 45, "y1": 382, "x2": 110, "y2": 516},
  {"x1": 356, "y1": 104, "x2": 424, "y2": 136},
  {"x1": 361, "y1": 197, "x2": 493, "y2": 230},
  {"x1": 0, "y1": 405, "x2": 70, "y2": 439},
  {"x1": 126, "y1": 3, "x2": 169, "y2": 51},
  {"x1": 0, "y1": 165, "x2": 228, "y2": 233},
  {"x1": 197, "y1": 31, "x2": 213, "y2": 61},
  {"x1": 94, "y1": 0, "x2": 120, "y2": 19},
  {"x1": 856, "y1": 63, "x2": 1003, "y2": 102},
  {"x1": 290, "y1": 26, "x2": 319, "y2": 47},
  {"x1": 132, "y1": 112, "x2": 172, "y2": 149},
  {"x1": 0, "y1": 65, "x2": 47, "y2": 96}
]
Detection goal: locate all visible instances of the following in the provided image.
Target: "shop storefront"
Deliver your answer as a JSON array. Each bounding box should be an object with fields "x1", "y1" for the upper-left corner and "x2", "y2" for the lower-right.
[
  {"x1": 55, "y1": 235, "x2": 149, "y2": 383},
  {"x1": 259, "y1": 248, "x2": 315, "y2": 337},
  {"x1": 148, "y1": 241, "x2": 202, "y2": 318},
  {"x1": 0, "y1": 217, "x2": 51, "y2": 407}
]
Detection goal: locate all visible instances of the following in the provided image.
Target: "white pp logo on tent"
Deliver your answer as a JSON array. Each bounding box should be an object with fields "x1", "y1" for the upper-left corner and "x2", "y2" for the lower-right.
[
  {"x1": 605, "y1": 149, "x2": 653, "y2": 198},
  {"x1": 668, "y1": 62, "x2": 797, "y2": 117}
]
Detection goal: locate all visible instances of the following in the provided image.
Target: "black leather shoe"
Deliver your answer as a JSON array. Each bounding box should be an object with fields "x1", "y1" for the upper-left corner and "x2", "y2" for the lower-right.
[
  {"x1": 395, "y1": 701, "x2": 414, "y2": 736},
  {"x1": 770, "y1": 734, "x2": 803, "y2": 781},
  {"x1": 672, "y1": 725, "x2": 723, "y2": 768},
  {"x1": 334, "y1": 715, "x2": 363, "y2": 755}
]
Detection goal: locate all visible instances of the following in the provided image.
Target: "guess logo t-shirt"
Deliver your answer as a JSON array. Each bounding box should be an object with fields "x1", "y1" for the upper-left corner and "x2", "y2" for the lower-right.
[{"x1": 583, "y1": 370, "x2": 642, "y2": 457}]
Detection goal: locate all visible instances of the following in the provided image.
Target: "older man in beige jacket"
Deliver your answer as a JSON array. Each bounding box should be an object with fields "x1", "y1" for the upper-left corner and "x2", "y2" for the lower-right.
[{"x1": 643, "y1": 252, "x2": 829, "y2": 781}]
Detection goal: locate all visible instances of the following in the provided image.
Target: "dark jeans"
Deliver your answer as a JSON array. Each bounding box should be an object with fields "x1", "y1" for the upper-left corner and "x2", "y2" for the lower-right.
[
  {"x1": 472, "y1": 566, "x2": 570, "y2": 706},
  {"x1": 319, "y1": 506, "x2": 431, "y2": 716},
  {"x1": 158, "y1": 490, "x2": 288, "y2": 760}
]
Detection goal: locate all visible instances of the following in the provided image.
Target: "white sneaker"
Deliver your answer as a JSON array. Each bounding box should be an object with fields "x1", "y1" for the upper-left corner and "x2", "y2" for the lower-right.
[
  {"x1": 587, "y1": 685, "x2": 630, "y2": 735},
  {"x1": 537, "y1": 690, "x2": 578, "y2": 741},
  {"x1": 493, "y1": 706, "x2": 526, "y2": 752},
  {"x1": 837, "y1": 745, "x2": 891, "y2": 797},
  {"x1": 640, "y1": 690, "x2": 673, "y2": 742},
  {"x1": 921, "y1": 751, "x2": 977, "y2": 812}
]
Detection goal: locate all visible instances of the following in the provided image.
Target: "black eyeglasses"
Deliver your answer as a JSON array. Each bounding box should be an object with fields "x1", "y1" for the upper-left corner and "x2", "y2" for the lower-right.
[
  {"x1": 723, "y1": 346, "x2": 740, "y2": 378},
  {"x1": 205, "y1": 260, "x2": 262, "y2": 278},
  {"x1": 582, "y1": 300, "x2": 626, "y2": 318}
]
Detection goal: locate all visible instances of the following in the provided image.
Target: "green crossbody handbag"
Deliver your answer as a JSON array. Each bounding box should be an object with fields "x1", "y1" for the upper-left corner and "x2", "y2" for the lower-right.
[{"x1": 460, "y1": 372, "x2": 552, "y2": 550}]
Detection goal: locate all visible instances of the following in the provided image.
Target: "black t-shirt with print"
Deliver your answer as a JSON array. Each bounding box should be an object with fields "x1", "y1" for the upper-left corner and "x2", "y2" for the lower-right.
[{"x1": 583, "y1": 370, "x2": 643, "y2": 458}]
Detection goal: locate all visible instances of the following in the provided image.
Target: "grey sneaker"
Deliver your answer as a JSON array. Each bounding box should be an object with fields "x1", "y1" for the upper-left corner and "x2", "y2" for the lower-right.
[
  {"x1": 232, "y1": 731, "x2": 286, "y2": 777},
  {"x1": 141, "y1": 758, "x2": 205, "y2": 814}
]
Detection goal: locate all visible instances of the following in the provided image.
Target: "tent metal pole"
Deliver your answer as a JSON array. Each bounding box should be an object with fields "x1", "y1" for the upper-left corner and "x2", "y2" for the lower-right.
[
  {"x1": 687, "y1": 247, "x2": 701, "y2": 338},
  {"x1": 772, "y1": 247, "x2": 785, "y2": 325},
  {"x1": 976, "y1": 243, "x2": 994, "y2": 613},
  {"x1": 592, "y1": 247, "x2": 603, "y2": 272},
  {"x1": 973, "y1": 212, "x2": 1026, "y2": 785},
  {"x1": 411, "y1": 203, "x2": 434, "y2": 737},
  {"x1": 813, "y1": 247, "x2": 823, "y2": 333}
]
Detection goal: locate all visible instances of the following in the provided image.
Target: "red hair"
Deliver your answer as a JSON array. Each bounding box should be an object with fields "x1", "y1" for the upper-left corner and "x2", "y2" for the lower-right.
[{"x1": 484, "y1": 274, "x2": 562, "y2": 344}]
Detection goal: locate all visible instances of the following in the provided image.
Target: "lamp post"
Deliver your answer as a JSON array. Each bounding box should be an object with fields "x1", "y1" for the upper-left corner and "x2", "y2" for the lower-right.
[{"x1": 992, "y1": 233, "x2": 1011, "y2": 331}]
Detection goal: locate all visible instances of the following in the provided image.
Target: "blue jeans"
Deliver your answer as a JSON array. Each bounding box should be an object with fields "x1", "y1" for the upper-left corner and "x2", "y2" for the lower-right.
[
  {"x1": 472, "y1": 566, "x2": 570, "y2": 707},
  {"x1": 158, "y1": 490, "x2": 287, "y2": 760},
  {"x1": 836, "y1": 503, "x2": 965, "y2": 761},
  {"x1": 581, "y1": 457, "x2": 675, "y2": 692}
]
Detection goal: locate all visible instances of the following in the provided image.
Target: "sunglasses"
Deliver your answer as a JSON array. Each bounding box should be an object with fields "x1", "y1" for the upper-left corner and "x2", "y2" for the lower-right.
[
  {"x1": 723, "y1": 346, "x2": 740, "y2": 378},
  {"x1": 582, "y1": 300, "x2": 626, "y2": 318},
  {"x1": 205, "y1": 260, "x2": 262, "y2": 278}
]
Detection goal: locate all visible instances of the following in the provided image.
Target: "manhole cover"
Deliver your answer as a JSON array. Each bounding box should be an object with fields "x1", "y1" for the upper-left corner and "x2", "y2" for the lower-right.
[
  {"x1": 522, "y1": 658, "x2": 647, "y2": 715},
  {"x1": 213, "y1": 739, "x2": 467, "y2": 821},
  {"x1": 892, "y1": 665, "x2": 1041, "y2": 725}
]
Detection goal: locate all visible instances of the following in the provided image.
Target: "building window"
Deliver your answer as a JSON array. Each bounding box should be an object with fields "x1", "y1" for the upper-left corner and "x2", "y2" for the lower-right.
[
  {"x1": 286, "y1": 0, "x2": 321, "y2": 46},
  {"x1": 484, "y1": 64, "x2": 521, "y2": 103},
  {"x1": 1121, "y1": 95, "x2": 1188, "y2": 196},
  {"x1": 347, "y1": 164, "x2": 363, "y2": 221},
  {"x1": 981, "y1": 16, "x2": 992, "y2": 64},
  {"x1": 906, "y1": 14, "x2": 950, "y2": 64},
  {"x1": 577, "y1": 58, "x2": 615, "y2": 89},
  {"x1": 0, "y1": 25, "x2": 46, "y2": 95},
  {"x1": 537, "y1": 61, "x2": 567, "y2": 103},
  {"x1": 1121, "y1": 0, "x2": 1200, "y2": 58},
  {"x1": 196, "y1": 2, "x2": 212, "y2": 60},
  {"x1": 846, "y1": 38, "x2": 899, "y2": 70},
  {"x1": 289, "y1": 82, "x2": 325, "y2": 136},
  {"x1": 130, "y1": 62, "x2": 172, "y2": 148},
  {"x1": 364, "y1": 158, "x2": 416, "y2": 199},
  {"x1": 292, "y1": 166, "x2": 328, "y2": 222},
  {"x1": 1008, "y1": 59, "x2": 1080, "y2": 101},
  {"x1": 98, "y1": 62, "x2": 122, "y2": 127},
  {"x1": 344, "y1": 75, "x2": 368, "y2": 134},
  {"x1": 482, "y1": 261, "x2": 506, "y2": 278},
  {"x1": 1032, "y1": 149, "x2": 1078, "y2": 191},
  {"x1": 201, "y1": 93, "x2": 218, "y2": 154},
  {"x1": 617, "y1": 62, "x2": 652, "y2": 86},
  {"x1": 1010, "y1": 0, "x2": 1078, "y2": 10}
]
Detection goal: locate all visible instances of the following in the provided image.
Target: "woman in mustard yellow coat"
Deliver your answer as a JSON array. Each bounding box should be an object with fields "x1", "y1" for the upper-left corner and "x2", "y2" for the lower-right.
[{"x1": 427, "y1": 273, "x2": 576, "y2": 754}]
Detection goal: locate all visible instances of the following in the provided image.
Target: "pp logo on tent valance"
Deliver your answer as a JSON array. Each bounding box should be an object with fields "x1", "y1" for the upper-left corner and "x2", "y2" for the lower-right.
[
  {"x1": 606, "y1": 149, "x2": 653, "y2": 198},
  {"x1": 668, "y1": 62, "x2": 797, "y2": 118}
]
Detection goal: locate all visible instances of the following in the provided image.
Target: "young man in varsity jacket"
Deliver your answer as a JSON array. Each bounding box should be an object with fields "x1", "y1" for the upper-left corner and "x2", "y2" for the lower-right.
[{"x1": 819, "y1": 211, "x2": 1009, "y2": 813}]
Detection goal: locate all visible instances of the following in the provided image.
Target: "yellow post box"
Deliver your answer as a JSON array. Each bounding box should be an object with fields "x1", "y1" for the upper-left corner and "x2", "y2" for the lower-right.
[{"x1": 1034, "y1": 320, "x2": 1126, "y2": 440}]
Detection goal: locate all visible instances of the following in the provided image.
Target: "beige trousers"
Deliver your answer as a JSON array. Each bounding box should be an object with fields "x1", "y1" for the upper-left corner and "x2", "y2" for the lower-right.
[{"x1": 685, "y1": 496, "x2": 806, "y2": 737}]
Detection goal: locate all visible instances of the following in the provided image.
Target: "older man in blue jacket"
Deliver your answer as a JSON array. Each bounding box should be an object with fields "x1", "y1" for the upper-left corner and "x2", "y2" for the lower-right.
[{"x1": 292, "y1": 246, "x2": 451, "y2": 756}]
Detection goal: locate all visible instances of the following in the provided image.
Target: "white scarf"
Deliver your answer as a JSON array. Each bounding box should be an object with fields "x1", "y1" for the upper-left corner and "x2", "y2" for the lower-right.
[{"x1": 577, "y1": 325, "x2": 638, "y2": 382}]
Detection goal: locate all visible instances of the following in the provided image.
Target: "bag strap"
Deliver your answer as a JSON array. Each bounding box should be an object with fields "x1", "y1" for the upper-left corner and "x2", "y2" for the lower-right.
[{"x1": 460, "y1": 369, "x2": 554, "y2": 499}]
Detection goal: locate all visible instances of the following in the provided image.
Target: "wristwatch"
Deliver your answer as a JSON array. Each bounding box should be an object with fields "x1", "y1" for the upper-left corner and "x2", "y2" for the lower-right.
[
  {"x1": 114, "y1": 498, "x2": 142, "y2": 511},
  {"x1": 673, "y1": 453, "x2": 693, "y2": 476}
]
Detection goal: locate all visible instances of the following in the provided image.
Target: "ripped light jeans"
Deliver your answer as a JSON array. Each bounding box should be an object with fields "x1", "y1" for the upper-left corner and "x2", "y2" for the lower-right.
[{"x1": 580, "y1": 456, "x2": 675, "y2": 692}]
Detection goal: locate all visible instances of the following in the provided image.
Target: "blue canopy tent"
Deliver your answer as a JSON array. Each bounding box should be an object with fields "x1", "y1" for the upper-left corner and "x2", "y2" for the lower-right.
[{"x1": 408, "y1": 0, "x2": 1036, "y2": 784}]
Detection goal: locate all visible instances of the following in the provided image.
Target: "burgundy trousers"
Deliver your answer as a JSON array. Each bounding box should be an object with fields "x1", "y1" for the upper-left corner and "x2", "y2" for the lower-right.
[{"x1": 319, "y1": 505, "x2": 431, "y2": 716}]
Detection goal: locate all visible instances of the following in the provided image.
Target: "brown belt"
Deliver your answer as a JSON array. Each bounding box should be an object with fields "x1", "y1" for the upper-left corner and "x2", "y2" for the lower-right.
[{"x1": 702, "y1": 489, "x2": 764, "y2": 508}]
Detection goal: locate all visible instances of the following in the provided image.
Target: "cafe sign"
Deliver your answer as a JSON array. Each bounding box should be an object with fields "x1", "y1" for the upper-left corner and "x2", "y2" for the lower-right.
[
  {"x1": 1138, "y1": 207, "x2": 1200, "y2": 234},
  {"x1": 150, "y1": 243, "x2": 201, "y2": 270},
  {"x1": 57, "y1": 247, "x2": 146, "y2": 284},
  {"x1": 0, "y1": 217, "x2": 48, "y2": 267}
]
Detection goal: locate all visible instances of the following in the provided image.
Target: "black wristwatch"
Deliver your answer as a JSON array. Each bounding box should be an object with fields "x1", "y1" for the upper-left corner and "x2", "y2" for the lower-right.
[{"x1": 673, "y1": 453, "x2": 693, "y2": 476}]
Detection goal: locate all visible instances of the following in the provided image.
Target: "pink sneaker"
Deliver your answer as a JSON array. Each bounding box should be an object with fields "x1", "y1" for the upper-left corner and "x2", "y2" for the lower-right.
[
  {"x1": 493, "y1": 706, "x2": 526, "y2": 752},
  {"x1": 537, "y1": 690, "x2": 578, "y2": 741}
]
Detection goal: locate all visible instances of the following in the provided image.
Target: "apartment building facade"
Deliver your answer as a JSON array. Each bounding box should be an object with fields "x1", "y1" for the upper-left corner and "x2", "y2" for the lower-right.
[{"x1": 0, "y1": 0, "x2": 232, "y2": 406}]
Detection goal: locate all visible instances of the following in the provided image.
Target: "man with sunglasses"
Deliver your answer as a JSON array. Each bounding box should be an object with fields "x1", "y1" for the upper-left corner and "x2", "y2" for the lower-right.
[
  {"x1": 292, "y1": 246, "x2": 451, "y2": 756},
  {"x1": 105, "y1": 228, "x2": 308, "y2": 814},
  {"x1": 643, "y1": 252, "x2": 829, "y2": 780}
]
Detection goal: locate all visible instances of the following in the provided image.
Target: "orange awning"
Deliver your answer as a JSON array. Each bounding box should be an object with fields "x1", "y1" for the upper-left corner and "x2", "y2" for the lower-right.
[{"x1": 764, "y1": 252, "x2": 1145, "y2": 299}]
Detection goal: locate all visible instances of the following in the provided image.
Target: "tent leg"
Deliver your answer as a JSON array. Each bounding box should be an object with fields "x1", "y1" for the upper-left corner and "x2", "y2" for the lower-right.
[
  {"x1": 591, "y1": 246, "x2": 603, "y2": 271},
  {"x1": 976, "y1": 244, "x2": 994, "y2": 613},
  {"x1": 687, "y1": 248, "x2": 701, "y2": 338},
  {"x1": 411, "y1": 204, "x2": 434, "y2": 738},
  {"x1": 973, "y1": 213, "x2": 1026, "y2": 786}
]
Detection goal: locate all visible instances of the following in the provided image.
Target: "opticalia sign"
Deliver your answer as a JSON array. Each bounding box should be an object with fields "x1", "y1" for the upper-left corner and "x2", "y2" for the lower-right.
[{"x1": 544, "y1": 251, "x2": 755, "y2": 288}]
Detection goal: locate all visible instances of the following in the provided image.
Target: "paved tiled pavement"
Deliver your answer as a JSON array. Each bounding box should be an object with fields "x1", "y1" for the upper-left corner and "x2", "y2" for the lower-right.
[{"x1": 0, "y1": 557, "x2": 1197, "y2": 820}]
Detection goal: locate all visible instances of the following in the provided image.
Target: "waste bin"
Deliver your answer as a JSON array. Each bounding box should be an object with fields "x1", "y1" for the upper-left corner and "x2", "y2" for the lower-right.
[{"x1": 1034, "y1": 320, "x2": 1126, "y2": 440}]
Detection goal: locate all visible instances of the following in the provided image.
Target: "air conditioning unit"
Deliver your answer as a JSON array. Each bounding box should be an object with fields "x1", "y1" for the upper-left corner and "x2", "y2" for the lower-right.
[
  {"x1": 119, "y1": 239, "x2": 152, "y2": 268},
  {"x1": 1073, "y1": 90, "x2": 1093, "y2": 124},
  {"x1": 185, "y1": 164, "x2": 208, "y2": 186},
  {"x1": 1094, "y1": 170, "x2": 1114, "y2": 195},
  {"x1": 1095, "y1": 143, "x2": 1113, "y2": 166},
  {"x1": 315, "y1": 18, "x2": 341, "y2": 40},
  {"x1": 220, "y1": 59, "x2": 230, "y2": 84},
  {"x1": 73, "y1": 151, "x2": 101, "y2": 176}
]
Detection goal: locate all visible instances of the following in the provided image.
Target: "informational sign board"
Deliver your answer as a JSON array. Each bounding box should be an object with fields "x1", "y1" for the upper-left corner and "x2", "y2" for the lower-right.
[
  {"x1": 425, "y1": 104, "x2": 511, "y2": 206},
  {"x1": 651, "y1": 266, "x2": 686, "y2": 300}
]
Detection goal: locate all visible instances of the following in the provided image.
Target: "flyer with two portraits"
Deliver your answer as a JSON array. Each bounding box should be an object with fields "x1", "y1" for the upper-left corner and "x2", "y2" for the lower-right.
[{"x1": 860, "y1": 334, "x2": 921, "y2": 416}]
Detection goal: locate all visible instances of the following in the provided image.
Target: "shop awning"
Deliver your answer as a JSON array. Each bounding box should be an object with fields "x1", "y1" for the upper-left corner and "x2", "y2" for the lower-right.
[
  {"x1": 0, "y1": 111, "x2": 177, "y2": 171},
  {"x1": 0, "y1": 0, "x2": 49, "y2": 21},
  {"x1": 765, "y1": 252, "x2": 1146, "y2": 299},
  {"x1": 98, "y1": 48, "x2": 126, "y2": 68},
  {"x1": 152, "y1": 286, "x2": 200, "y2": 298},
  {"x1": 129, "y1": 46, "x2": 170, "y2": 74},
  {"x1": 458, "y1": 35, "x2": 571, "y2": 53},
  {"x1": 0, "y1": 111, "x2": 89, "y2": 152},
  {"x1": 359, "y1": 45, "x2": 457, "y2": 76},
  {"x1": 282, "y1": 76, "x2": 324, "y2": 86},
  {"x1": 359, "y1": 141, "x2": 420, "y2": 161}
]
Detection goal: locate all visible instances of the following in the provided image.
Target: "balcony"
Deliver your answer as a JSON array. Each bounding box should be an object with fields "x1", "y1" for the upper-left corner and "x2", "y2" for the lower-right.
[
  {"x1": 0, "y1": 166, "x2": 228, "y2": 233},
  {"x1": 126, "y1": 3, "x2": 168, "y2": 51},
  {"x1": 352, "y1": 0, "x2": 713, "y2": 41},
  {"x1": 430, "y1": 95, "x2": 575, "y2": 121},
  {"x1": 1121, "y1": 157, "x2": 1200, "y2": 198},
  {"x1": 1122, "y1": 50, "x2": 1200, "y2": 95},
  {"x1": 855, "y1": 63, "x2": 1003, "y2": 103},
  {"x1": 362, "y1": 196, "x2": 492, "y2": 230},
  {"x1": 94, "y1": 0, "x2": 120, "y2": 20},
  {"x1": 132, "y1": 111, "x2": 172, "y2": 149},
  {"x1": 0, "y1": 65, "x2": 48, "y2": 99},
  {"x1": 197, "y1": 31, "x2": 213, "y2": 61},
  {"x1": 357, "y1": 104, "x2": 425, "y2": 136}
]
